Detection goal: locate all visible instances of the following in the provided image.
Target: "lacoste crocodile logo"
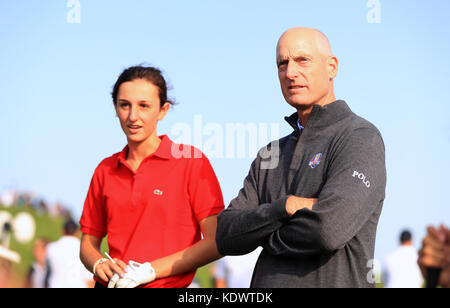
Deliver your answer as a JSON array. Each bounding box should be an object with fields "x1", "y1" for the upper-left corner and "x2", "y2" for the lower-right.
[{"x1": 153, "y1": 189, "x2": 163, "y2": 196}]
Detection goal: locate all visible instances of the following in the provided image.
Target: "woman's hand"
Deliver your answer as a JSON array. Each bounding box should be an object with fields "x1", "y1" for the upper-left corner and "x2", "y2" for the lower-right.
[
  {"x1": 93, "y1": 257, "x2": 128, "y2": 283},
  {"x1": 80, "y1": 233, "x2": 128, "y2": 283}
]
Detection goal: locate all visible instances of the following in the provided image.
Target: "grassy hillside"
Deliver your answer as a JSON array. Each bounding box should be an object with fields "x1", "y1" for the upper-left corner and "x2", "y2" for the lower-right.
[{"x1": 0, "y1": 205, "x2": 65, "y2": 284}]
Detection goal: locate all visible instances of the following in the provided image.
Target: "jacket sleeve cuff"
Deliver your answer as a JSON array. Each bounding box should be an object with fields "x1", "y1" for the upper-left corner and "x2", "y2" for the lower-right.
[{"x1": 268, "y1": 195, "x2": 292, "y2": 222}]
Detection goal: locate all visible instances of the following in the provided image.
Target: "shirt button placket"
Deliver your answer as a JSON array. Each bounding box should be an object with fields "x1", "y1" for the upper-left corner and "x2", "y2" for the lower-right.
[{"x1": 132, "y1": 172, "x2": 143, "y2": 210}]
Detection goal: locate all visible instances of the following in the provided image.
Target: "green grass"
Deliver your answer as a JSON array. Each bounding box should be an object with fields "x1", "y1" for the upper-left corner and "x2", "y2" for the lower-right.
[{"x1": 194, "y1": 263, "x2": 215, "y2": 288}]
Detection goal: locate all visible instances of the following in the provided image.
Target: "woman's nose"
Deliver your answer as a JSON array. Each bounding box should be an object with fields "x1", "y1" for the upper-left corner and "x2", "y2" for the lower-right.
[{"x1": 128, "y1": 106, "x2": 138, "y2": 122}]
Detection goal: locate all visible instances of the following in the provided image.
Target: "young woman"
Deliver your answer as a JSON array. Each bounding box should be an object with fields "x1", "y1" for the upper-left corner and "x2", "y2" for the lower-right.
[{"x1": 79, "y1": 66, "x2": 224, "y2": 288}]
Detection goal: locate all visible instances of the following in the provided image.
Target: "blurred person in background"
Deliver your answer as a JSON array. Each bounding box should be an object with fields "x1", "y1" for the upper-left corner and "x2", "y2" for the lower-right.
[
  {"x1": 0, "y1": 255, "x2": 22, "y2": 288},
  {"x1": 383, "y1": 229, "x2": 423, "y2": 288},
  {"x1": 0, "y1": 190, "x2": 16, "y2": 208},
  {"x1": 26, "y1": 237, "x2": 50, "y2": 288},
  {"x1": 0, "y1": 258, "x2": 13, "y2": 288},
  {"x1": 214, "y1": 247, "x2": 262, "y2": 288},
  {"x1": 46, "y1": 219, "x2": 93, "y2": 288},
  {"x1": 418, "y1": 224, "x2": 450, "y2": 288}
]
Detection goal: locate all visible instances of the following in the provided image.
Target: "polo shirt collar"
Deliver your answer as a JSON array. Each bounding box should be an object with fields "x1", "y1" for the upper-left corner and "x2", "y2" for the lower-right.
[
  {"x1": 285, "y1": 113, "x2": 302, "y2": 137},
  {"x1": 117, "y1": 135, "x2": 173, "y2": 166},
  {"x1": 297, "y1": 119, "x2": 304, "y2": 133},
  {"x1": 154, "y1": 135, "x2": 174, "y2": 159}
]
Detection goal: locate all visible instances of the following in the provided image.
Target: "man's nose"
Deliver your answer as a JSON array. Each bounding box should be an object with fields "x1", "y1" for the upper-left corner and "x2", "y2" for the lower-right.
[{"x1": 285, "y1": 61, "x2": 299, "y2": 79}]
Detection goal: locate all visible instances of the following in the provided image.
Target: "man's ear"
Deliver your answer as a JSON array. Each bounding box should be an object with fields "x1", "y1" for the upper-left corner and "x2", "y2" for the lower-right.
[{"x1": 327, "y1": 56, "x2": 339, "y2": 80}]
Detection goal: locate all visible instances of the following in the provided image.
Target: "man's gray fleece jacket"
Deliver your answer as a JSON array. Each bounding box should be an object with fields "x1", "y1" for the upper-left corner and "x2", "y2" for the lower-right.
[{"x1": 216, "y1": 100, "x2": 386, "y2": 288}]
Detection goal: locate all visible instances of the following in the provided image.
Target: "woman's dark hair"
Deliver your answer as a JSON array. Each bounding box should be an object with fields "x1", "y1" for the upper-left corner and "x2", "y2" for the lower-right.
[{"x1": 111, "y1": 65, "x2": 175, "y2": 107}]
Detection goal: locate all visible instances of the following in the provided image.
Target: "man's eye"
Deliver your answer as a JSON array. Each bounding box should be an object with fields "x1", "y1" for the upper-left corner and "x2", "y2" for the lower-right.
[
  {"x1": 297, "y1": 57, "x2": 309, "y2": 63},
  {"x1": 278, "y1": 62, "x2": 288, "y2": 71}
]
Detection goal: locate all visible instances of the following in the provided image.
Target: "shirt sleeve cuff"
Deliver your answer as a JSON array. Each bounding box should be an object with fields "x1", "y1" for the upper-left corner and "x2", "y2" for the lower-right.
[
  {"x1": 195, "y1": 205, "x2": 225, "y2": 222},
  {"x1": 80, "y1": 225, "x2": 106, "y2": 238}
]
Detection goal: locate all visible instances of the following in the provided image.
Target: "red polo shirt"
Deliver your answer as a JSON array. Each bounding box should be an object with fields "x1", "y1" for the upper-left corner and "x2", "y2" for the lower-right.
[{"x1": 80, "y1": 135, "x2": 224, "y2": 288}]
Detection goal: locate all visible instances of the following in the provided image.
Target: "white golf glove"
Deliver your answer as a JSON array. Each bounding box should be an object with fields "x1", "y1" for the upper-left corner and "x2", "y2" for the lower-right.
[
  {"x1": 108, "y1": 273, "x2": 120, "y2": 288},
  {"x1": 108, "y1": 260, "x2": 156, "y2": 288}
]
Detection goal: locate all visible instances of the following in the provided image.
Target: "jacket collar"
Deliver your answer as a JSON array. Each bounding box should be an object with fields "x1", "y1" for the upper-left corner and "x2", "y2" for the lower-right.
[{"x1": 285, "y1": 100, "x2": 352, "y2": 134}]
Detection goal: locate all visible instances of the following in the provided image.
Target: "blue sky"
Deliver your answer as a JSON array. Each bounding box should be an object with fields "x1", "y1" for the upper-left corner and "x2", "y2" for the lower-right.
[{"x1": 1, "y1": 0, "x2": 449, "y2": 264}]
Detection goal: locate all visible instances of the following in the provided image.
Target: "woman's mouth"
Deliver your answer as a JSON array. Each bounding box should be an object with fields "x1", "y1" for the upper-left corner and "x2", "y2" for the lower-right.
[{"x1": 127, "y1": 125, "x2": 142, "y2": 133}]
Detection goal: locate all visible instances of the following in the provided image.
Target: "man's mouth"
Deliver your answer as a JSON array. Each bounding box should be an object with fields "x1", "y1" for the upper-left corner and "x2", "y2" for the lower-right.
[{"x1": 288, "y1": 85, "x2": 307, "y2": 90}]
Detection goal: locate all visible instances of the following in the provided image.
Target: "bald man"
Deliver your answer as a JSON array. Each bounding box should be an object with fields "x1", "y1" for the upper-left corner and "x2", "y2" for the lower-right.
[{"x1": 216, "y1": 28, "x2": 387, "y2": 288}]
